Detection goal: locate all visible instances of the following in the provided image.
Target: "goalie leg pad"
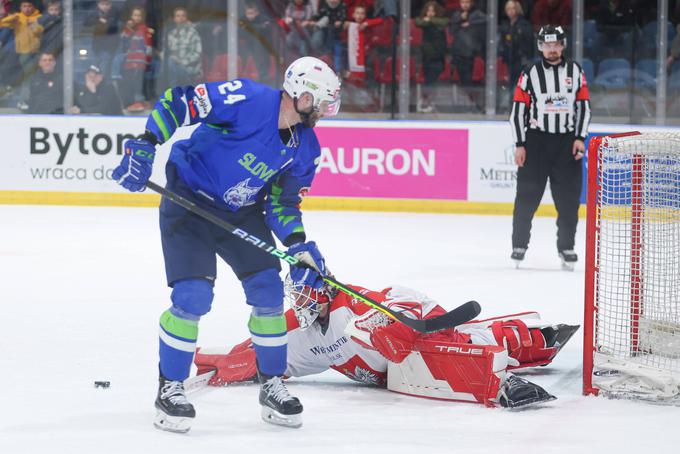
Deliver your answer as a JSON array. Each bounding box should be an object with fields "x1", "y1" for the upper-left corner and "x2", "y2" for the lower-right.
[
  {"x1": 462, "y1": 311, "x2": 542, "y2": 329},
  {"x1": 489, "y1": 320, "x2": 559, "y2": 369},
  {"x1": 387, "y1": 339, "x2": 508, "y2": 406},
  {"x1": 460, "y1": 313, "x2": 579, "y2": 369},
  {"x1": 194, "y1": 340, "x2": 258, "y2": 386}
]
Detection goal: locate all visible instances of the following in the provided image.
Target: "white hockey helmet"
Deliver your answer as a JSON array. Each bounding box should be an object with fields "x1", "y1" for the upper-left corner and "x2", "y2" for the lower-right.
[
  {"x1": 283, "y1": 56, "x2": 341, "y2": 117},
  {"x1": 284, "y1": 274, "x2": 333, "y2": 330}
]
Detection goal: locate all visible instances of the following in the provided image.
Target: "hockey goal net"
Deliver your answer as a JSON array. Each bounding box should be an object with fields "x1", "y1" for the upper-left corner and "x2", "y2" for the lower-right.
[{"x1": 584, "y1": 132, "x2": 680, "y2": 403}]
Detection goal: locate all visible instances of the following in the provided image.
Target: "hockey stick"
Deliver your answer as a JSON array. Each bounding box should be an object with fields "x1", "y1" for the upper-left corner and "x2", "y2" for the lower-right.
[
  {"x1": 146, "y1": 181, "x2": 481, "y2": 333},
  {"x1": 322, "y1": 276, "x2": 480, "y2": 333},
  {"x1": 184, "y1": 370, "x2": 216, "y2": 393}
]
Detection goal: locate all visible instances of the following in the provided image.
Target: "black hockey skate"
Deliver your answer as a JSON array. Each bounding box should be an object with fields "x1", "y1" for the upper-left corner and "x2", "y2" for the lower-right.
[
  {"x1": 259, "y1": 374, "x2": 303, "y2": 428},
  {"x1": 498, "y1": 374, "x2": 556, "y2": 409},
  {"x1": 154, "y1": 373, "x2": 196, "y2": 433},
  {"x1": 540, "y1": 324, "x2": 580, "y2": 356},
  {"x1": 511, "y1": 248, "x2": 527, "y2": 268},
  {"x1": 558, "y1": 250, "x2": 578, "y2": 271}
]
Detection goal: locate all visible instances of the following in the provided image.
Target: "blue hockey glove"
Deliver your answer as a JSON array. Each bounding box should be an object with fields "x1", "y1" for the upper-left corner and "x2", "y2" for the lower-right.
[
  {"x1": 112, "y1": 138, "x2": 156, "y2": 192},
  {"x1": 288, "y1": 241, "x2": 327, "y2": 289}
]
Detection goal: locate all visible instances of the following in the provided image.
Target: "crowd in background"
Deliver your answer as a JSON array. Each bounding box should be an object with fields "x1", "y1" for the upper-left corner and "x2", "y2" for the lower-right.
[{"x1": 0, "y1": 0, "x2": 676, "y2": 115}]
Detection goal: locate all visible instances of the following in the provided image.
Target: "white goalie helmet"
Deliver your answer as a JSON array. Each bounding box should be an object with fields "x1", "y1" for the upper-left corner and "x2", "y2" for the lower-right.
[
  {"x1": 284, "y1": 274, "x2": 334, "y2": 330},
  {"x1": 283, "y1": 56, "x2": 341, "y2": 117}
]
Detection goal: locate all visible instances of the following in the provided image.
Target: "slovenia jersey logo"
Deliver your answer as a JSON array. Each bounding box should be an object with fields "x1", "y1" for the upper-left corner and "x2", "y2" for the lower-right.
[{"x1": 223, "y1": 178, "x2": 262, "y2": 210}]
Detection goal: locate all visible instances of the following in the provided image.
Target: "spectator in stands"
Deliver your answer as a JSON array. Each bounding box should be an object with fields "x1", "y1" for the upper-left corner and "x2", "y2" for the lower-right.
[
  {"x1": 667, "y1": 24, "x2": 680, "y2": 69},
  {"x1": 0, "y1": 0, "x2": 11, "y2": 44},
  {"x1": 531, "y1": 0, "x2": 572, "y2": 31},
  {"x1": 499, "y1": 0, "x2": 533, "y2": 88},
  {"x1": 0, "y1": 0, "x2": 7, "y2": 15},
  {"x1": 343, "y1": 4, "x2": 382, "y2": 83},
  {"x1": 346, "y1": 0, "x2": 375, "y2": 16},
  {"x1": 84, "y1": 0, "x2": 120, "y2": 78},
  {"x1": 164, "y1": 6, "x2": 202, "y2": 87},
  {"x1": 120, "y1": 6, "x2": 153, "y2": 112},
  {"x1": 595, "y1": 0, "x2": 638, "y2": 56},
  {"x1": 310, "y1": 0, "x2": 346, "y2": 71},
  {"x1": 239, "y1": 2, "x2": 274, "y2": 83},
  {"x1": 38, "y1": 0, "x2": 62, "y2": 60},
  {"x1": 284, "y1": 0, "x2": 315, "y2": 57},
  {"x1": 450, "y1": 0, "x2": 486, "y2": 87},
  {"x1": 0, "y1": 0, "x2": 14, "y2": 93},
  {"x1": 70, "y1": 64, "x2": 122, "y2": 115},
  {"x1": 415, "y1": 1, "x2": 449, "y2": 113},
  {"x1": 0, "y1": 1, "x2": 43, "y2": 109},
  {"x1": 27, "y1": 51, "x2": 62, "y2": 113},
  {"x1": 193, "y1": 0, "x2": 228, "y2": 60}
]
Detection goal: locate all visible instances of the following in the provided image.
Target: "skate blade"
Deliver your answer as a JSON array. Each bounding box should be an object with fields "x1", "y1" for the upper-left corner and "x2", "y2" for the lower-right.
[
  {"x1": 503, "y1": 394, "x2": 557, "y2": 411},
  {"x1": 512, "y1": 259, "x2": 522, "y2": 269},
  {"x1": 154, "y1": 409, "x2": 193, "y2": 433},
  {"x1": 561, "y1": 261, "x2": 575, "y2": 271},
  {"x1": 261, "y1": 406, "x2": 302, "y2": 428}
]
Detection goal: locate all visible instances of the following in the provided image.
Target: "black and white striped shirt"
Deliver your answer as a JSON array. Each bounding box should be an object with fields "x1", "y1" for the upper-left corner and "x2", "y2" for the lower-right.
[{"x1": 510, "y1": 59, "x2": 591, "y2": 146}]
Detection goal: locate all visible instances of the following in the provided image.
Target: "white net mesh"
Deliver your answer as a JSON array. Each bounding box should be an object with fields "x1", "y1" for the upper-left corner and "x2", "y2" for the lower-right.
[{"x1": 592, "y1": 133, "x2": 680, "y2": 401}]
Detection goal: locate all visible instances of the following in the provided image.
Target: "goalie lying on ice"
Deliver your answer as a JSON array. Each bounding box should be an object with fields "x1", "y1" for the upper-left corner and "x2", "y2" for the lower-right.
[{"x1": 194, "y1": 276, "x2": 579, "y2": 408}]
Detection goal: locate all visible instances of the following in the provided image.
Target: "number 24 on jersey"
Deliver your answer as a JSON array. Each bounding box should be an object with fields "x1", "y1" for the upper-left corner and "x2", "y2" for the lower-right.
[{"x1": 218, "y1": 80, "x2": 246, "y2": 105}]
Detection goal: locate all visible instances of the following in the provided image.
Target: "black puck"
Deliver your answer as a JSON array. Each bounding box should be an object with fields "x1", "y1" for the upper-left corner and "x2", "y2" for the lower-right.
[{"x1": 94, "y1": 381, "x2": 111, "y2": 389}]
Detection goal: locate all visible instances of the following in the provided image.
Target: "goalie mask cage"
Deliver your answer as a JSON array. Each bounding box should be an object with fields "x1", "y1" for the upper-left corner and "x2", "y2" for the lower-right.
[{"x1": 583, "y1": 132, "x2": 680, "y2": 403}]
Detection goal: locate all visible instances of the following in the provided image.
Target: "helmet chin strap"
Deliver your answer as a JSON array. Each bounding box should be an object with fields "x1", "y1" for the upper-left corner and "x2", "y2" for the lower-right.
[{"x1": 293, "y1": 96, "x2": 316, "y2": 128}]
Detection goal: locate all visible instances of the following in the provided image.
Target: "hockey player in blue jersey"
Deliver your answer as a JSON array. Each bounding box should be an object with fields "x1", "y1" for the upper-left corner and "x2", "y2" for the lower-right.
[{"x1": 111, "y1": 56, "x2": 341, "y2": 432}]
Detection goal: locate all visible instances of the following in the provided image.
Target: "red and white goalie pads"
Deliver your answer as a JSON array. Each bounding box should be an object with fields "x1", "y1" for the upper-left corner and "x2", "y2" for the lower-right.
[
  {"x1": 347, "y1": 309, "x2": 564, "y2": 405},
  {"x1": 194, "y1": 339, "x2": 258, "y2": 386},
  {"x1": 460, "y1": 312, "x2": 560, "y2": 369},
  {"x1": 388, "y1": 339, "x2": 508, "y2": 406}
]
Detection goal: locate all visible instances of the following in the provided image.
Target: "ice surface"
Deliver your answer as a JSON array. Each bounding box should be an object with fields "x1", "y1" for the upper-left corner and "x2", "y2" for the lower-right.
[{"x1": 1, "y1": 205, "x2": 678, "y2": 454}]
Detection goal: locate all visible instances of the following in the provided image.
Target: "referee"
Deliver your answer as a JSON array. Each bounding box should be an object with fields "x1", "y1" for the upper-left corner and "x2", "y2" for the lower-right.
[{"x1": 509, "y1": 25, "x2": 591, "y2": 270}]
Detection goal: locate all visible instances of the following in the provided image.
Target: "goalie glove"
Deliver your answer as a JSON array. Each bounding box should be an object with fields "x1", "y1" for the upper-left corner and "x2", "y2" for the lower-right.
[
  {"x1": 370, "y1": 321, "x2": 419, "y2": 364},
  {"x1": 344, "y1": 308, "x2": 392, "y2": 350},
  {"x1": 345, "y1": 309, "x2": 418, "y2": 364}
]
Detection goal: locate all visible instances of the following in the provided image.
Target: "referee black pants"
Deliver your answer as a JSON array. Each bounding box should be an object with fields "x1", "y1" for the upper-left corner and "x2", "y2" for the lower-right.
[{"x1": 511, "y1": 130, "x2": 583, "y2": 252}]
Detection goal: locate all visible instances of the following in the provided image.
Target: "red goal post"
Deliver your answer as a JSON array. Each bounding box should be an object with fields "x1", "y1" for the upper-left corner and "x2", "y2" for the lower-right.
[{"x1": 583, "y1": 132, "x2": 680, "y2": 403}]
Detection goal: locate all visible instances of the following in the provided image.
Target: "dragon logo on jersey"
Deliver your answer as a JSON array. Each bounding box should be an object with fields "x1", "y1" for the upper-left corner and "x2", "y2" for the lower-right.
[
  {"x1": 345, "y1": 366, "x2": 383, "y2": 386},
  {"x1": 223, "y1": 178, "x2": 262, "y2": 210}
]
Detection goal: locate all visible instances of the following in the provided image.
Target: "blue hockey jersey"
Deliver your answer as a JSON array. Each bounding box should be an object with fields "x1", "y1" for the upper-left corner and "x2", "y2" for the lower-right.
[{"x1": 145, "y1": 79, "x2": 321, "y2": 245}]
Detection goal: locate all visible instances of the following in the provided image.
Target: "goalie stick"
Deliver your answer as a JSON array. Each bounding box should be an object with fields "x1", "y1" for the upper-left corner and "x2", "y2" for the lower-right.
[
  {"x1": 146, "y1": 181, "x2": 481, "y2": 333},
  {"x1": 184, "y1": 370, "x2": 216, "y2": 393}
]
